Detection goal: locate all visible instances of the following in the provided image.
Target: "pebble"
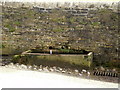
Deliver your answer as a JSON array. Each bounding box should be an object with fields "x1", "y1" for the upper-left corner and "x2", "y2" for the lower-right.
[
  {"x1": 43, "y1": 67, "x2": 49, "y2": 72},
  {"x1": 87, "y1": 72, "x2": 90, "y2": 77},
  {"x1": 9, "y1": 63, "x2": 14, "y2": 66},
  {"x1": 87, "y1": 72, "x2": 90, "y2": 75},
  {"x1": 15, "y1": 63, "x2": 19, "y2": 67},
  {"x1": 49, "y1": 68, "x2": 54, "y2": 72},
  {"x1": 38, "y1": 68, "x2": 42, "y2": 71},
  {"x1": 18, "y1": 66, "x2": 22, "y2": 70},
  {"x1": 21, "y1": 64, "x2": 27, "y2": 69},
  {"x1": 75, "y1": 69, "x2": 79, "y2": 73},
  {"x1": 12, "y1": 66, "x2": 16, "y2": 69},
  {"x1": 58, "y1": 67, "x2": 62, "y2": 71},
  {"x1": 68, "y1": 72, "x2": 71, "y2": 74},
  {"x1": 53, "y1": 66, "x2": 57, "y2": 69},
  {"x1": 55, "y1": 69, "x2": 60, "y2": 72},
  {"x1": 33, "y1": 65, "x2": 37, "y2": 68},
  {"x1": 28, "y1": 65, "x2": 32, "y2": 69},
  {"x1": 62, "y1": 70, "x2": 66, "y2": 73},
  {"x1": 39, "y1": 65, "x2": 43, "y2": 69},
  {"x1": 5, "y1": 65, "x2": 8, "y2": 68},
  {"x1": 100, "y1": 66, "x2": 105, "y2": 71},
  {"x1": 33, "y1": 67, "x2": 37, "y2": 70},
  {"x1": 82, "y1": 69, "x2": 87, "y2": 73},
  {"x1": 79, "y1": 73, "x2": 82, "y2": 76}
]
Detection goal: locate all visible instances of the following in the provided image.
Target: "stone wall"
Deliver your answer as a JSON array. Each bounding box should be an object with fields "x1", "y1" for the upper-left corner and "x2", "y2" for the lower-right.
[{"x1": 1, "y1": 2, "x2": 119, "y2": 68}]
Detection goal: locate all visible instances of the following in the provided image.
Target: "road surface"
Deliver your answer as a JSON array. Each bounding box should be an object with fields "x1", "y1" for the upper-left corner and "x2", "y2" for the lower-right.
[{"x1": 0, "y1": 66, "x2": 118, "y2": 88}]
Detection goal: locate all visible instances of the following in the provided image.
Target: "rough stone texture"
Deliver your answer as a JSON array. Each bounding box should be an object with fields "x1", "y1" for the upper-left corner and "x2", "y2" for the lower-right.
[{"x1": 1, "y1": 2, "x2": 119, "y2": 68}]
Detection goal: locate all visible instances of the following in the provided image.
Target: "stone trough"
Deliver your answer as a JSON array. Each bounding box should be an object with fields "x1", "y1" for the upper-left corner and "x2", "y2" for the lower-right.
[{"x1": 13, "y1": 48, "x2": 93, "y2": 70}]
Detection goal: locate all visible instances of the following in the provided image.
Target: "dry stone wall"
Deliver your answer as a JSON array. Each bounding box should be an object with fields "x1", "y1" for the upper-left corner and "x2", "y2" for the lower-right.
[{"x1": 1, "y1": 2, "x2": 119, "y2": 68}]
